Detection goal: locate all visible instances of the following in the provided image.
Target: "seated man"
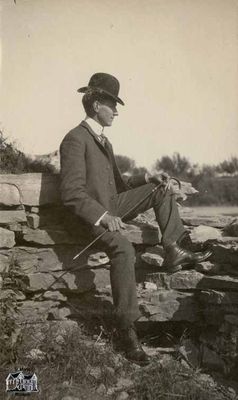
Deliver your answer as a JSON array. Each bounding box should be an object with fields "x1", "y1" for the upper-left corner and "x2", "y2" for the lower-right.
[{"x1": 60, "y1": 73, "x2": 211, "y2": 365}]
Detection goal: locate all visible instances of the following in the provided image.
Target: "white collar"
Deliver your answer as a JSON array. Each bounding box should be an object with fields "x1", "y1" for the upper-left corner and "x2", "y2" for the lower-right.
[{"x1": 85, "y1": 117, "x2": 104, "y2": 136}]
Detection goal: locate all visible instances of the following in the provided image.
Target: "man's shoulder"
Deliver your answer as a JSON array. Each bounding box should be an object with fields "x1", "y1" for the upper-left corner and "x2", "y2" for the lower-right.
[{"x1": 61, "y1": 122, "x2": 90, "y2": 144}]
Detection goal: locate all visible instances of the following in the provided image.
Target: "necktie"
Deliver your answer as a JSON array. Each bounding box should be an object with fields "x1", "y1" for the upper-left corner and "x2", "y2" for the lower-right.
[{"x1": 100, "y1": 133, "x2": 107, "y2": 147}]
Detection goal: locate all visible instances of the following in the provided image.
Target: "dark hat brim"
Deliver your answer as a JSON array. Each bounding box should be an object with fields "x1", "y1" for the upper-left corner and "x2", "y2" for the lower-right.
[{"x1": 77, "y1": 86, "x2": 124, "y2": 106}]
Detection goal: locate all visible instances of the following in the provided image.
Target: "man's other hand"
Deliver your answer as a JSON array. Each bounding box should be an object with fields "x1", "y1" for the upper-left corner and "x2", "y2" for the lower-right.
[
  {"x1": 100, "y1": 214, "x2": 126, "y2": 232},
  {"x1": 147, "y1": 171, "x2": 170, "y2": 187}
]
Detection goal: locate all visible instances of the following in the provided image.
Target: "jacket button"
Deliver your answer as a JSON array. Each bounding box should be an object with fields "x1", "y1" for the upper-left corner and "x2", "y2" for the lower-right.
[{"x1": 109, "y1": 181, "x2": 113, "y2": 185}]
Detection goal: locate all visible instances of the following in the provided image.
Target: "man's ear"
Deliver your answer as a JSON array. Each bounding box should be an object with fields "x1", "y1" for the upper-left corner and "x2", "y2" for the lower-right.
[{"x1": 93, "y1": 100, "x2": 100, "y2": 113}]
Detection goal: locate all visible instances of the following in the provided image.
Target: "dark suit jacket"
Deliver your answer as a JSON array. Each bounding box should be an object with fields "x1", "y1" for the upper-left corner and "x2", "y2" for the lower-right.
[{"x1": 60, "y1": 120, "x2": 146, "y2": 226}]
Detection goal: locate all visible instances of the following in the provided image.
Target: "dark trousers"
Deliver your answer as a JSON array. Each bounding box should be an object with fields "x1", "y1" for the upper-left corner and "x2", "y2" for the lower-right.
[{"x1": 79, "y1": 183, "x2": 185, "y2": 329}]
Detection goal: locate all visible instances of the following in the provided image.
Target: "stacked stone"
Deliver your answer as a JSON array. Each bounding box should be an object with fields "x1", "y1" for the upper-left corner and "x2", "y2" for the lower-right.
[
  {"x1": 2, "y1": 173, "x2": 238, "y2": 374},
  {"x1": 139, "y1": 210, "x2": 238, "y2": 373},
  {"x1": 0, "y1": 173, "x2": 163, "y2": 326}
]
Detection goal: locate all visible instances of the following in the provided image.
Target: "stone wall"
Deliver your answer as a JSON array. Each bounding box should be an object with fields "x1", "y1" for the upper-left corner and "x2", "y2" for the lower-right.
[
  {"x1": 0, "y1": 173, "x2": 165, "y2": 326},
  {"x1": 1, "y1": 173, "x2": 238, "y2": 374}
]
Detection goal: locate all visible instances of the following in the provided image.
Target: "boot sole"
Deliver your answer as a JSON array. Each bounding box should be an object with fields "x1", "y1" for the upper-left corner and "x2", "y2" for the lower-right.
[{"x1": 165, "y1": 265, "x2": 183, "y2": 274}]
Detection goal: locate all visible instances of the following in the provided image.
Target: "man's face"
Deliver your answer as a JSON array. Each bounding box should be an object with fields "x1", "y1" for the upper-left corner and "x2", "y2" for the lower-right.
[{"x1": 95, "y1": 98, "x2": 118, "y2": 127}]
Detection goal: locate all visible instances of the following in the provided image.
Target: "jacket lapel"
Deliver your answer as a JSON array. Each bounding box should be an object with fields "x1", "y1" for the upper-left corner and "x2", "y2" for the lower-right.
[
  {"x1": 80, "y1": 120, "x2": 107, "y2": 152},
  {"x1": 80, "y1": 121, "x2": 128, "y2": 192}
]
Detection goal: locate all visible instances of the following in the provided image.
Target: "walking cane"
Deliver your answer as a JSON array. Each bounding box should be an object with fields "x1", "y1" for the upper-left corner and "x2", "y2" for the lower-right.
[{"x1": 35, "y1": 177, "x2": 181, "y2": 299}]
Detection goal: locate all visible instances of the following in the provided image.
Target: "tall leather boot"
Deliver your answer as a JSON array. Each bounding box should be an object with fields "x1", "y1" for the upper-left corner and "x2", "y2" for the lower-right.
[{"x1": 119, "y1": 323, "x2": 150, "y2": 366}]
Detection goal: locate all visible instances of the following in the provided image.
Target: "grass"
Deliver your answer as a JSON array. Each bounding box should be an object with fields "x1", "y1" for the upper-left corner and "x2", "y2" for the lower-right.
[
  {"x1": 0, "y1": 320, "x2": 235, "y2": 400},
  {"x1": 133, "y1": 357, "x2": 228, "y2": 400},
  {"x1": 0, "y1": 326, "x2": 131, "y2": 399}
]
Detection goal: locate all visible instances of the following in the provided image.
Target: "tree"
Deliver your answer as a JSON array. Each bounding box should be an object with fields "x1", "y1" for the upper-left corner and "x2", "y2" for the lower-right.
[
  {"x1": 200, "y1": 164, "x2": 216, "y2": 177},
  {"x1": 154, "y1": 153, "x2": 191, "y2": 179},
  {"x1": 115, "y1": 155, "x2": 135, "y2": 174},
  {"x1": 217, "y1": 157, "x2": 238, "y2": 175},
  {"x1": 131, "y1": 166, "x2": 148, "y2": 176}
]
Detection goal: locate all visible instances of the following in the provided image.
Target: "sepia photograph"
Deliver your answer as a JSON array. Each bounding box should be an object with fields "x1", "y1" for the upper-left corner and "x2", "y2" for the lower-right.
[{"x1": 1, "y1": 0, "x2": 238, "y2": 398}]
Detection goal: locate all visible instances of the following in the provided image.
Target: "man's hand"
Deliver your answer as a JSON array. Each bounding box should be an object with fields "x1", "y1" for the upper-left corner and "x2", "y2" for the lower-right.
[
  {"x1": 147, "y1": 171, "x2": 170, "y2": 187},
  {"x1": 100, "y1": 214, "x2": 126, "y2": 232}
]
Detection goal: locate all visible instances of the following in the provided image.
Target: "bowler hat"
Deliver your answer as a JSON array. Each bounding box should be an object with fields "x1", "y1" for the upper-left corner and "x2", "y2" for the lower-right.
[{"x1": 77, "y1": 73, "x2": 124, "y2": 105}]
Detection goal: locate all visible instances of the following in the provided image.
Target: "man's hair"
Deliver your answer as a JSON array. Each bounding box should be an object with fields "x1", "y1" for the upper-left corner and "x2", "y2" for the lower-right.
[{"x1": 82, "y1": 90, "x2": 113, "y2": 117}]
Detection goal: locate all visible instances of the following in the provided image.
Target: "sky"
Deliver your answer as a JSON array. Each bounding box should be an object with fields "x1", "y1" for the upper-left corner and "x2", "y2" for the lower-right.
[{"x1": 1, "y1": 0, "x2": 238, "y2": 170}]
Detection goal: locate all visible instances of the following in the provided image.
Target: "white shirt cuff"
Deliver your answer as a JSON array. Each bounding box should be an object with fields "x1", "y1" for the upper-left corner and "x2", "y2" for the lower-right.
[{"x1": 95, "y1": 211, "x2": 108, "y2": 226}]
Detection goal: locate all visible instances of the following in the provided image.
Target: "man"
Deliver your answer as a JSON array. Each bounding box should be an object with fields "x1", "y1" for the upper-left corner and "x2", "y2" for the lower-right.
[{"x1": 60, "y1": 73, "x2": 211, "y2": 365}]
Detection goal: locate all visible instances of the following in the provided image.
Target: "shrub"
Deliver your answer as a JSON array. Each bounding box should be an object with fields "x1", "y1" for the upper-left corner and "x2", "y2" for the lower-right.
[
  {"x1": 0, "y1": 257, "x2": 23, "y2": 365},
  {"x1": 188, "y1": 175, "x2": 238, "y2": 206},
  {"x1": 0, "y1": 131, "x2": 56, "y2": 173}
]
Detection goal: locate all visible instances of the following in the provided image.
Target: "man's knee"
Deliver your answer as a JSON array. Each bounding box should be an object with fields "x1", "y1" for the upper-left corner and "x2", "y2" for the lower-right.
[
  {"x1": 114, "y1": 233, "x2": 135, "y2": 257},
  {"x1": 105, "y1": 232, "x2": 135, "y2": 260},
  {"x1": 153, "y1": 186, "x2": 174, "y2": 202}
]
